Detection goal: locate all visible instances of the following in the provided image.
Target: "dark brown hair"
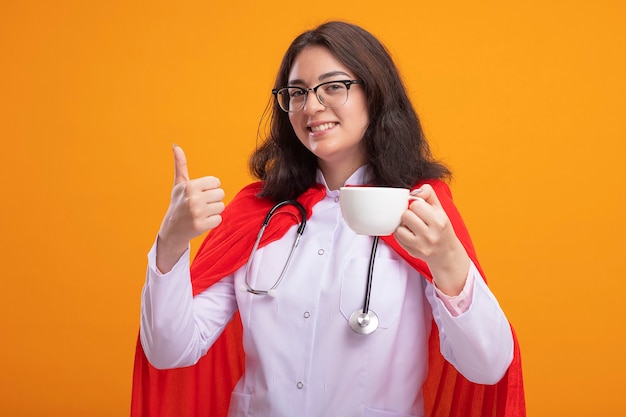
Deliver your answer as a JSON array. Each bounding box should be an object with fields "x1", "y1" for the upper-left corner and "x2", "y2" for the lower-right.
[{"x1": 250, "y1": 21, "x2": 450, "y2": 201}]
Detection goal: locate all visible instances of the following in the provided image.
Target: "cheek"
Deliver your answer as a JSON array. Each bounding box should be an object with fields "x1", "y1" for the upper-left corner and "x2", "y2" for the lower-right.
[
  {"x1": 346, "y1": 109, "x2": 369, "y2": 139},
  {"x1": 358, "y1": 104, "x2": 370, "y2": 129},
  {"x1": 357, "y1": 112, "x2": 369, "y2": 132},
  {"x1": 288, "y1": 114, "x2": 308, "y2": 138}
]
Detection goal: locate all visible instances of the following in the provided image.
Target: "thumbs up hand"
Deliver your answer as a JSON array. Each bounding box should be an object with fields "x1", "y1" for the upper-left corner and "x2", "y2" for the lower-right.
[{"x1": 156, "y1": 145, "x2": 225, "y2": 273}]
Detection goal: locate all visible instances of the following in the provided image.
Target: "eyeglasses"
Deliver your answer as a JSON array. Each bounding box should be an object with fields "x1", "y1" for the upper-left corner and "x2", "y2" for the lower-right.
[{"x1": 272, "y1": 79, "x2": 364, "y2": 113}]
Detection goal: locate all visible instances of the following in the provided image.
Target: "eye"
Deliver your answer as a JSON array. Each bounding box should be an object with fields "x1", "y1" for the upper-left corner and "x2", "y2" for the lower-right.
[
  {"x1": 323, "y1": 82, "x2": 347, "y2": 95},
  {"x1": 289, "y1": 88, "x2": 305, "y2": 98}
]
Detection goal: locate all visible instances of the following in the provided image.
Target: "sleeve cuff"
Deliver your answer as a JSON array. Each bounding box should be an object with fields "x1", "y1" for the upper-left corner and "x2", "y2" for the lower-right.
[
  {"x1": 434, "y1": 261, "x2": 480, "y2": 317},
  {"x1": 147, "y1": 237, "x2": 191, "y2": 279}
]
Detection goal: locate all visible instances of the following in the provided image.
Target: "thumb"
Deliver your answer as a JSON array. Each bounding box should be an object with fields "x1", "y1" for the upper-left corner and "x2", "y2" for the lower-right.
[{"x1": 172, "y1": 144, "x2": 189, "y2": 185}]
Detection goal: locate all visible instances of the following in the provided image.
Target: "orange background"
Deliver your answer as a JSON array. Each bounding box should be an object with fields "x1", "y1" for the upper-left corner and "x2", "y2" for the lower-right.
[{"x1": 1, "y1": 0, "x2": 625, "y2": 416}]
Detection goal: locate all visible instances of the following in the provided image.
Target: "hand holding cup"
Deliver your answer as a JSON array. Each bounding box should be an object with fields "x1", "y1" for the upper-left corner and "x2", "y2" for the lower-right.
[{"x1": 340, "y1": 184, "x2": 470, "y2": 295}]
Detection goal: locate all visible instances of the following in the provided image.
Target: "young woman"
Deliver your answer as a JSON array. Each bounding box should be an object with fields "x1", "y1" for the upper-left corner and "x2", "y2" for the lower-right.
[{"x1": 132, "y1": 21, "x2": 525, "y2": 417}]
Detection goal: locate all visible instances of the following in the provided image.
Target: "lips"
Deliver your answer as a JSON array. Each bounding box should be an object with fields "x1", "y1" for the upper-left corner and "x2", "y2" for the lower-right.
[{"x1": 309, "y1": 122, "x2": 338, "y2": 133}]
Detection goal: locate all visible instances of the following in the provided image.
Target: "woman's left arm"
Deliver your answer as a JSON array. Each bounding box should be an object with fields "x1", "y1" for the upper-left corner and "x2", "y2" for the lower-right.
[{"x1": 394, "y1": 184, "x2": 514, "y2": 384}]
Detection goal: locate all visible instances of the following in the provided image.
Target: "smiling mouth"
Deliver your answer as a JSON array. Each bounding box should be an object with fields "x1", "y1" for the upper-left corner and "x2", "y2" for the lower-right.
[{"x1": 309, "y1": 122, "x2": 338, "y2": 133}]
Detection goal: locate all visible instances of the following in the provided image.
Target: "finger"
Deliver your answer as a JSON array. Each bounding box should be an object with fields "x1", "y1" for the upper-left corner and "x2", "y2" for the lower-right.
[
  {"x1": 199, "y1": 187, "x2": 226, "y2": 206},
  {"x1": 184, "y1": 177, "x2": 224, "y2": 202},
  {"x1": 184, "y1": 188, "x2": 225, "y2": 220},
  {"x1": 193, "y1": 175, "x2": 222, "y2": 192},
  {"x1": 201, "y1": 213, "x2": 223, "y2": 231},
  {"x1": 410, "y1": 184, "x2": 442, "y2": 209},
  {"x1": 189, "y1": 199, "x2": 225, "y2": 220},
  {"x1": 393, "y1": 223, "x2": 427, "y2": 258},
  {"x1": 400, "y1": 208, "x2": 428, "y2": 236},
  {"x1": 408, "y1": 184, "x2": 442, "y2": 226},
  {"x1": 173, "y1": 144, "x2": 190, "y2": 185},
  {"x1": 394, "y1": 224, "x2": 419, "y2": 246},
  {"x1": 206, "y1": 200, "x2": 226, "y2": 216}
]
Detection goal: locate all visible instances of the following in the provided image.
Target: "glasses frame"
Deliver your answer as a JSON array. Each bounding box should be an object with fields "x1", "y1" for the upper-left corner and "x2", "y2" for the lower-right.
[{"x1": 272, "y1": 79, "x2": 364, "y2": 113}]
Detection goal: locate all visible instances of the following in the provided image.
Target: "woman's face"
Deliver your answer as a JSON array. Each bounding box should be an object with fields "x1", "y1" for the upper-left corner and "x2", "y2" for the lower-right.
[{"x1": 287, "y1": 46, "x2": 369, "y2": 173}]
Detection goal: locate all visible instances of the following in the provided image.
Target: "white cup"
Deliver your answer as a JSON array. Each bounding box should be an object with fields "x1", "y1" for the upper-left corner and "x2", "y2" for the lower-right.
[{"x1": 339, "y1": 186, "x2": 419, "y2": 236}]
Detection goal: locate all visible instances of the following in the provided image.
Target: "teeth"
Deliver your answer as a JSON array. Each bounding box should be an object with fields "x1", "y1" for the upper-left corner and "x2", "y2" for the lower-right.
[{"x1": 310, "y1": 123, "x2": 336, "y2": 132}]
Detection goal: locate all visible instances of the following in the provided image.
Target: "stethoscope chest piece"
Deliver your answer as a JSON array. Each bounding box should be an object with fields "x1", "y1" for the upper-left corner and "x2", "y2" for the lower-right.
[{"x1": 349, "y1": 309, "x2": 379, "y2": 335}]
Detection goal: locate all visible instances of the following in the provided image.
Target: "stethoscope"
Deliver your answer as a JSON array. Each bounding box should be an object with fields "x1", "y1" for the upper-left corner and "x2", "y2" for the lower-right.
[{"x1": 241, "y1": 200, "x2": 381, "y2": 335}]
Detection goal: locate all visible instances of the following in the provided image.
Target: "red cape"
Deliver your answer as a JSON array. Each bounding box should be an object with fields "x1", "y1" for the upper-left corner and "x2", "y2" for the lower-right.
[{"x1": 131, "y1": 180, "x2": 525, "y2": 417}]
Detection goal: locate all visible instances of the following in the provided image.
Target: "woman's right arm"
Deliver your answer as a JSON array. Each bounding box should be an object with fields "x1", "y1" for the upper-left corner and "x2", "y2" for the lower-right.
[
  {"x1": 140, "y1": 241, "x2": 238, "y2": 370},
  {"x1": 140, "y1": 145, "x2": 233, "y2": 369}
]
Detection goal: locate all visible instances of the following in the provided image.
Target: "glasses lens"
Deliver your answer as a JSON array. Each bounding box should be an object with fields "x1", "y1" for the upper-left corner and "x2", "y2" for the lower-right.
[
  {"x1": 317, "y1": 82, "x2": 349, "y2": 108},
  {"x1": 276, "y1": 88, "x2": 306, "y2": 112}
]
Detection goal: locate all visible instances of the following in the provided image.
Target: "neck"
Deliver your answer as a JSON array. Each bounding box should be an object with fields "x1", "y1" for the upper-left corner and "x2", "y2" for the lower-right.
[{"x1": 318, "y1": 161, "x2": 366, "y2": 191}]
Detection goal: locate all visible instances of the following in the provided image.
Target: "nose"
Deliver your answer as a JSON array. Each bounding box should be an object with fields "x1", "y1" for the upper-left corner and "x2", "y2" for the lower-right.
[{"x1": 302, "y1": 90, "x2": 325, "y2": 114}]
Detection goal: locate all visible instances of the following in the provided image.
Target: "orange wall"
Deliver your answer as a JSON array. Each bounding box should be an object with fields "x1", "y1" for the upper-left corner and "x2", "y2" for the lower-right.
[{"x1": 1, "y1": 0, "x2": 625, "y2": 416}]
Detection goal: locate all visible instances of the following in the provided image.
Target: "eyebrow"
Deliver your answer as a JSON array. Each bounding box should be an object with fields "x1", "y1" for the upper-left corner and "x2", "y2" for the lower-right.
[{"x1": 288, "y1": 71, "x2": 352, "y2": 86}]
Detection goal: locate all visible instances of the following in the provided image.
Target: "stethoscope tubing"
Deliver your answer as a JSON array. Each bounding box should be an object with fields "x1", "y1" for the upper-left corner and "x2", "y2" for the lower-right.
[
  {"x1": 242, "y1": 199, "x2": 380, "y2": 335},
  {"x1": 362, "y1": 235, "x2": 379, "y2": 314},
  {"x1": 243, "y1": 200, "x2": 306, "y2": 296}
]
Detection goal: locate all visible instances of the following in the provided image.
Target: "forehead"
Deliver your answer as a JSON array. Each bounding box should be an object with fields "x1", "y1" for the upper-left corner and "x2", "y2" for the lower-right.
[{"x1": 288, "y1": 46, "x2": 354, "y2": 84}]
